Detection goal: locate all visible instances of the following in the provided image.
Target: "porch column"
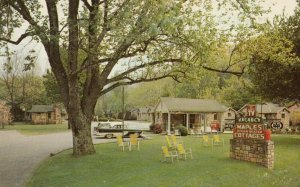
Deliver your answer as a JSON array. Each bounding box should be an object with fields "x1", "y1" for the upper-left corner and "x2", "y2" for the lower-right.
[
  {"x1": 186, "y1": 113, "x2": 189, "y2": 130},
  {"x1": 167, "y1": 112, "x2": 171, "y2": 135},
  {"x1": 204, "y1": 113, "x2": 207, "y2": 133}
]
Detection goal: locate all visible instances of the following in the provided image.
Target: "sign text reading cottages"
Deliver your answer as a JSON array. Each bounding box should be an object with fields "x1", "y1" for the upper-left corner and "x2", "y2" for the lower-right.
[{"x1": 234, "y1": 117, "x2": 265, "y2": 140}]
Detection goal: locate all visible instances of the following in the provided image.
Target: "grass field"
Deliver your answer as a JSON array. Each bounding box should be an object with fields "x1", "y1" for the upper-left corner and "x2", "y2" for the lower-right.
[
  {"x1": 0, "y1": 123, "x2": 70, "y2": 135},
  {"x1": 27, "y1": 134, "x2": 300, "y2": 187}
]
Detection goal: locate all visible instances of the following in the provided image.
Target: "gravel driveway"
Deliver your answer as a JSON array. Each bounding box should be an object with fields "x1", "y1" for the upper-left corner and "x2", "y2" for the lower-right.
[{"x1": 0, "y1": 130, "x2": 115, "y2": 187}]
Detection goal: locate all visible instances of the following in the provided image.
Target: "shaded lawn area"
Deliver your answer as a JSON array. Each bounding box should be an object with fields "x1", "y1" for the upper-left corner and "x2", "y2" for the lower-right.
[
  {"x1": 0, "y1": 123, "x2": 69, "y2": 135},
  {"x1": 27, "y1": 134, "x2": 300, "y2": 187}
]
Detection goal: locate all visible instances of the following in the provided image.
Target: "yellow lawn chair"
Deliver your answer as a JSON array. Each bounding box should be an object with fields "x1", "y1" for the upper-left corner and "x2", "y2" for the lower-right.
[
  {"x1": 129, "y1": 134, "x2": 140, "y2": 151},
  {"x1": 202, "y1": 135, "x2": 212, "y2": 147},
  {"x1": 170, "y1": 134, "x2": 183, "y2": 147},
  {"x1": 161, "y1": 146, "x2": 179, "y2": 163},
  {"x1": 212, "y1": 134, "x2": 224, "y2": 146},
  {"x1": 165, "y1": 135, "x2": 176, "y2": 149},
  {"x1": 176, "y1": 144, "x2": 193, "y2": 160},
  {"x1": 116, "y1": 135, "x2": 129, "y2": 152}
]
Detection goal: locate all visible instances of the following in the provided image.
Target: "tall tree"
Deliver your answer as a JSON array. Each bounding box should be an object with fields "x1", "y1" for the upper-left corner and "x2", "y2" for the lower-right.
[
  {"x1": 0, "y1": 51, "x2": 45, "y2": 120},
  {"x1": 0, "y1": 0, "x2": 265, "y2": 155},
  {"x1": 43, "y1": 70, "x2": 62, "y2": 104},
  {"x1": 233, "y1": 1, "x2": 300, "y2": 102}
]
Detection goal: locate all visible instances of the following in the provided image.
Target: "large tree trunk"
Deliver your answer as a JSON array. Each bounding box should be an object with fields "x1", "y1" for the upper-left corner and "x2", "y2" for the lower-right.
[
  {"x1": 70, "y1": 118, "x2": 95, "y2": 155},
  {"x1": 68, "y1": 106, "x2": 95, "y2": 155}
]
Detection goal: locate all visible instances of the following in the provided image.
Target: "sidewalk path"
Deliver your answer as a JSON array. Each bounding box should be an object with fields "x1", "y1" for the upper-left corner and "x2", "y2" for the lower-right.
[{"x1": 0, "y1": 130, "x2": 115, "y2": 187}]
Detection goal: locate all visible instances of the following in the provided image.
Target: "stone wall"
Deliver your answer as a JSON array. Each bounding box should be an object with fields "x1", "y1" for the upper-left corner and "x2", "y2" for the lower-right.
[{"x1": 230, "y1": 139, "x2": 274, "y2": 169}]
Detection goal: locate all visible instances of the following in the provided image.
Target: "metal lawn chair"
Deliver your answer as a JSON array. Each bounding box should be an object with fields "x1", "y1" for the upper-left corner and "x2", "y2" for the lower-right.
[
  {"x1": 116, "y1": 135, "x2": 129, "y2": 151},
  {"x1": 129, "y1": 133, "x2": 140, "y2": 151},
  {"x1": 161, "y1": 146, "x2": 179, "y2": 163},
  {"x1": 202, "y1": 135, "x2": 212, "y2": 147},
  {"x1": 212, "y1": 134, "x2": 224, "y2": 146},
  {"x1": 176, "y1": 143, "x2": 193, "y2": 160}
]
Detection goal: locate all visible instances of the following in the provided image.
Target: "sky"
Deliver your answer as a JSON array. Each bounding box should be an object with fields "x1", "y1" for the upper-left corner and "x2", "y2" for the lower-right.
[
  {"x1": 265, "y1": 0, "x2": 297, "y2": 18},
  {"x1": 3, "y1": 0, "x2": 298, "y2": 75}
]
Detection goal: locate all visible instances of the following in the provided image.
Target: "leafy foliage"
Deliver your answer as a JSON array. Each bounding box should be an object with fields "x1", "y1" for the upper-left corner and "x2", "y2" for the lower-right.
[
  {"x1": 175, "y1": 125, "x2": 188, "y2": 136},
  {"x1": 248, "y1": 34, "x2": 300, "y2": 101},
  {"x1": 150, "y1": 124, "x2": 163, "y2": 134},
  {"x1": 0, "y1": 52, "x2": 46, "y2": 120},
  {"x1": 242, "y1": 3, "x2": 300, "y2": 101},
  {"x1": 43, "y1": 70, "x2": 62, "y2": 104},
  {"x1": 218, "y1": 76, "x2": 260, "y2": 110}
]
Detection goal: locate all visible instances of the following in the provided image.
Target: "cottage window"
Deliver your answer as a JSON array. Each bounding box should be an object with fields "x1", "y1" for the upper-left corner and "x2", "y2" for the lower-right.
[
  {"x1": 281, "y1": 113, "x2": 285, "y2": 119},
  {"x1": 214, "y1": 113, "x2": 218, "y2": 120},
  {"x1": 48, "y1": 112, "x2": 51, "y2": 119},
  {"x1": 228, "y1": 113, "x2": 231, "y2": 118},
  {"x1": 190, "y1": 114, "x2": 195, "y2": 124}
]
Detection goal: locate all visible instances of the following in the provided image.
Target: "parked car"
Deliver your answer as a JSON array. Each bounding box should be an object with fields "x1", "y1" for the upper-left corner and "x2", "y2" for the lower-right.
[{"x1": 94, "y1": 122, "x2": 142, "y2": 138}]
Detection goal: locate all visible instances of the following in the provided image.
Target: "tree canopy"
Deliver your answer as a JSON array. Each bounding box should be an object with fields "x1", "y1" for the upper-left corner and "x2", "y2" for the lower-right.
[
  {"x1": 245, "y1": 3, "x2": 300, "y2": 101},
  {"x1": 0, "y1": 0, "x2": 269, "y2": 155}
]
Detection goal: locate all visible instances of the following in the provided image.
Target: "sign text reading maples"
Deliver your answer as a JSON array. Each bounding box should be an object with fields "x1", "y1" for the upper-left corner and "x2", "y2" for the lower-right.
[{"x1": 234, "y1": 117, "x2": 265, "y2": 140}]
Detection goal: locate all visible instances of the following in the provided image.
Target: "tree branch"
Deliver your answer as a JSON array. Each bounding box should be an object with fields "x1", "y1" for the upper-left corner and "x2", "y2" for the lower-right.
[
  {"x1": 95, "y1": 0, "x2": 109, "y2": 48},
  {"x1": 5, "y1": 0, "x2": 49, "y2": 43},
  {"x1": 201, "y1": 64, "x2": 245, "y2": 77},
  {"x1": 123, "y1": 38, "x2": 154, "y2": 58},
  {"x1": 108, "y1": 0, "x2": 130, "y2": 21},
  {"x1": 107, "y1": 58, "x2": 182, "y2": 84},
  {"x1": 81, "y1": 0, "x2": 92, "y2": 11},
  {"x1": 101, "y1": 71, "x2": 184, "y2": 96},
  {"x1": 0, "y1": 32, "x2": 32, "y2": 45}
]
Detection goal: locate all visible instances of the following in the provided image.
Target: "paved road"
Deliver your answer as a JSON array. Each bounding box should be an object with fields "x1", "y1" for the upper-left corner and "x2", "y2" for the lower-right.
[
  {"x1": 0, "y1": 130, "x2": 115, "y2": 187},
  {"x1": 0, "y1": 121, "x2": 151, "y2": 187}
]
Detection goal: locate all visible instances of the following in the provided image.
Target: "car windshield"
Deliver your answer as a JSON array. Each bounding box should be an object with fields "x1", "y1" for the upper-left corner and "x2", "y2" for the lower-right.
[{"x1": 98, "y1": 123, "x2": 111, "y2": 129}]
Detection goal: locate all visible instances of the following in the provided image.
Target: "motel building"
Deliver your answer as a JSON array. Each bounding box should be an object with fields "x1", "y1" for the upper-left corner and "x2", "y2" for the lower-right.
[
  {"x1": 238, "y1": 103, "x2": 290, "y2": 131},
  {"x1": 153, "y1": 97, "x2": 227, "y2": 134}
]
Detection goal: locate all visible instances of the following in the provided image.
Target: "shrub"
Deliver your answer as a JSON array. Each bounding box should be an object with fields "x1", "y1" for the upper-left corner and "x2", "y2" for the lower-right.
[
  {"x1": 291, "y1": 128, "x2": 296, "y2": 133},
  {"x1": 152, "y1": 124, "x2": 162, "y2": 134},
  {"x1": 175, "y1": 125, "x2": 188, "y2": 136},
  {"x1": 285, "y1": 128, "x2": 290, "y2": 133},
  {"x1": 98, "y1": 117, "x2": 108, "y2": 122},
  {"x1": 149, "y1": 124, "x2": 155, "y2": 132}
]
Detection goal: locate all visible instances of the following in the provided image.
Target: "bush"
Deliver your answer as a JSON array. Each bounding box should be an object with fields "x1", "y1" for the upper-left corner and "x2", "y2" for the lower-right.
[
  {"x1": 175, "y1": 125, "x2": 188, "y2": 136},
  {"x1": 98, "y1": 117, "x2": 108, "y2": 122},
  {"x1": 152, "y1": 124, "x2": 162, "y2": 134},
  {"x1": 149, "y1": 124, "x2": 155, "y2": 132}
]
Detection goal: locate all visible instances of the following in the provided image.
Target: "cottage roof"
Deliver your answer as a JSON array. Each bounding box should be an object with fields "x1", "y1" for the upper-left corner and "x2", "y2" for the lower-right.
[
  {"x1": 239, "y1": 103, "x2": 290, "y2": 114},
  {"x1": 287, "y1": 101, "x2": 300, "y2": 109},
  {"x1": 157, "y1": 97, "x2": 226, "y2": 113},
  {"x1": 227, "y1": 107, "x2": 237, "y2": 112},
  {"x1": 28, "y1": 105, "x2": 54, "y2": 113},
  {"x1": 148, "y1": 107, "x2": 155, "y2": 113},
  {"x1": 139, "y1": 107, "x2": 151, "y2": 113},
  {"x1": 130, "y1": 108, "x2": 139, "y2": 112}
]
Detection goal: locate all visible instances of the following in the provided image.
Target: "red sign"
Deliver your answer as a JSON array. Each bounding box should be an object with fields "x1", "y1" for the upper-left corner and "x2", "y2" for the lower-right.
[
  {"x1": 233, "y1": 123, "x2": 265, "y2": 140},
  {"x1": 246, "y1": 105, "x2": 256, "y2": 116},
  {"x1": 211, "y1": 121, "x2": 220, "y2": 130}
]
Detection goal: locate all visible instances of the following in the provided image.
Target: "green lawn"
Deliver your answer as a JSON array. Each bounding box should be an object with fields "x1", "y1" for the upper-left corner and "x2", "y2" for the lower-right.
[
  {"x1": 27, "y1": 134, "x2": 300, "y2": 187},
  {"x1": 0, "y1": 123, "x2": 70, "y2": 135}
]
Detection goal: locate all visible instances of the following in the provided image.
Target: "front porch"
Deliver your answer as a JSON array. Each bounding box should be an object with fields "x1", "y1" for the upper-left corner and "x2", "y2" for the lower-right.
[{"x1": 155, "y1": 112, "x2": 223, "y2": 134}]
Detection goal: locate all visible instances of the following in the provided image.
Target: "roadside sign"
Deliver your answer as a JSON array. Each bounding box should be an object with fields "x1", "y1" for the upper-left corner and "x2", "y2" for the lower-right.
[{"x1": 270, "y1": 121, "x2": 283, "y2": 129}]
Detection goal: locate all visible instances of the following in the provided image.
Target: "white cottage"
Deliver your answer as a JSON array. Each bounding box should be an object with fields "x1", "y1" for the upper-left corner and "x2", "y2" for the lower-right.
[{"x1": 154, "y1": 97, "x2": 227, "y2": 134}]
